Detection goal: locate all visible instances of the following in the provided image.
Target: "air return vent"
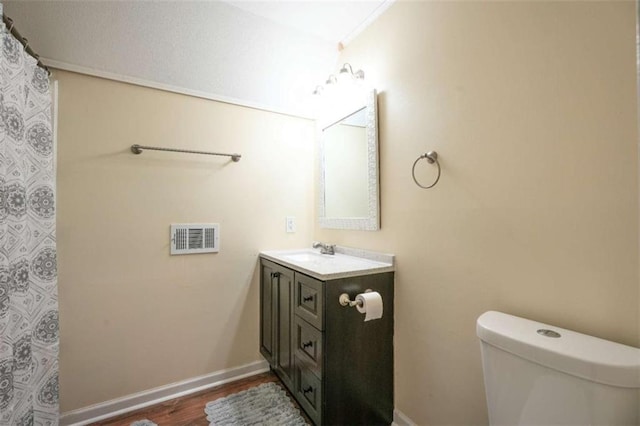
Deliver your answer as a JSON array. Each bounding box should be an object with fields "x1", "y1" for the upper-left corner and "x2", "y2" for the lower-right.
[{"x1": 170, "y1": 223, "x2": 219, "y2": 255}]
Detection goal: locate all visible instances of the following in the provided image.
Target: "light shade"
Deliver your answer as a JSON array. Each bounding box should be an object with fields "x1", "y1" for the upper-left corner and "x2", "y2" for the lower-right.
[{"x1": 314, "y1": 63, "x2": 365, "y2": 96}]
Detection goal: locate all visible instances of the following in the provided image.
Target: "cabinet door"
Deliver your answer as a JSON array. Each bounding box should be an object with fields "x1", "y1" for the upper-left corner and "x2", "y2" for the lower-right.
[
  {"x1": 275, "y1": 265, "x2": 295, "y2": 391},
  {"x1": 259, "y1": 261, "x2": 277, "y2": 365}
]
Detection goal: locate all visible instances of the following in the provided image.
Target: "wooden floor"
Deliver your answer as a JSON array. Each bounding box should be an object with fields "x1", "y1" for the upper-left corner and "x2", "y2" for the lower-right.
[{"x1": 93, "y1": 371, "x2": 310, "y2": 426}]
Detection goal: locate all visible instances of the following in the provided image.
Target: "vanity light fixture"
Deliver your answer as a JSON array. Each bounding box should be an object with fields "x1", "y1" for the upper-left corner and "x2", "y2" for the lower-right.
[
  {"x1": 339, "y1": 63, "x2": 354, "y2": 82},
  {"x1": 313, "y1": 63, "x2": 365, "y2": 95},
  {"x1": 338, "y1": 63, "x2": 365, "y2": 82}
]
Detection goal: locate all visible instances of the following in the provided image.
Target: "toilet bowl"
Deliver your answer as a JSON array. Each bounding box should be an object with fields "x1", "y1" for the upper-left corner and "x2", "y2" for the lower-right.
[{"x1": 477, "y1": 311, "x2": 640, "y2": 425}]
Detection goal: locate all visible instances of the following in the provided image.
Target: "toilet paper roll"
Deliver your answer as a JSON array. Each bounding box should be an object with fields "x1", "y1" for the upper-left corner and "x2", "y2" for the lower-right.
[{"x1": 356, "y1": 291, "x2": 383, "y2": 321}]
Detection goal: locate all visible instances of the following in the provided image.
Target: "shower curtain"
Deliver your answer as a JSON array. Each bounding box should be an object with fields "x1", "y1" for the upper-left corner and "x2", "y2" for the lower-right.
[{"x1": 0, "y1": 4, "x2": 58, "y2": 425}]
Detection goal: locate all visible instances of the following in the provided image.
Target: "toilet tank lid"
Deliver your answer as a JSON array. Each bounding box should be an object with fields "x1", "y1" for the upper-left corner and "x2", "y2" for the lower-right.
[{"x1": 476, "y1": 311, "x2": 640, "y2": 388}]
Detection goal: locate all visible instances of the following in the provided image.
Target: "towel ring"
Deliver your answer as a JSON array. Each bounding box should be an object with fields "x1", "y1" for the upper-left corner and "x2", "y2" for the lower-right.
[{"x1": 412, "y1": 151, "x2": 441, "y2": 189}]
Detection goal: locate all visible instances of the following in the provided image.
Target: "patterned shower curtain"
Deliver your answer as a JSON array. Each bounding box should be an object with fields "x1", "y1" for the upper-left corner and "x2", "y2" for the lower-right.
[{"x1": 0, "y1": 4, "x2": 58, "y2": 425}]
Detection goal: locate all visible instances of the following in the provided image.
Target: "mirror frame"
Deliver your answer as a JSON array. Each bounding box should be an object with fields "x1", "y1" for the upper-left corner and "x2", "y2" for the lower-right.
[{"x1": 318, "y1": 88, "x2": 379, "y2": 230}]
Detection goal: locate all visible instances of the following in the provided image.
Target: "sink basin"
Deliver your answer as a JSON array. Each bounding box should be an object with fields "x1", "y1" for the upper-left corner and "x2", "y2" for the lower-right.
[
  {"x1": 260, "y1": 247, "x2": 394, "y2": 280},
  {"x1": 281, "y1": 251, "x2": 332, "y2": 263}
]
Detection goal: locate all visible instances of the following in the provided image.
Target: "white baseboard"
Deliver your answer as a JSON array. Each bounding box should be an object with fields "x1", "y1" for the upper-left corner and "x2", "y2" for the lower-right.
[
  {"x1": 393, "y1": 408, "x2": 417, "y2": 426},
  {"x1": 60, "y1": 360, "x2": 269, "y2": 426}
]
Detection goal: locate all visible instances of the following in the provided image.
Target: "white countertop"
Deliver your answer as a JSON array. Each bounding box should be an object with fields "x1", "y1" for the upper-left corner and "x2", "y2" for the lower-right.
[{"x1": 260, "y1": 246, "x2": 395, "y2": 280}]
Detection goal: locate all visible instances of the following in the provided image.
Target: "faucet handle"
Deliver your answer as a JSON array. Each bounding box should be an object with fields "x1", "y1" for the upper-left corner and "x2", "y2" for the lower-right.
[{"x1": 312, "y1": 241, "x2": 335, "y2": 254}]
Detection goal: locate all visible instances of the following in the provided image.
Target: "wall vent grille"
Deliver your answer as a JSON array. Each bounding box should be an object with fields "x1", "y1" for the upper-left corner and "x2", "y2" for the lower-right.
[{"x1": 171, "y1": 223, "x2": 219, "y2": 255}]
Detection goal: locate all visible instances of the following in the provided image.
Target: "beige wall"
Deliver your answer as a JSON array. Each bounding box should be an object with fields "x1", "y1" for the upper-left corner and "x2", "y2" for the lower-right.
[
  {"x1": 55, "y1": 71, "x2": 315, "y2": 411},
  {"x1": 317, "y1": 1, "x2": 639, "y2": 424}
]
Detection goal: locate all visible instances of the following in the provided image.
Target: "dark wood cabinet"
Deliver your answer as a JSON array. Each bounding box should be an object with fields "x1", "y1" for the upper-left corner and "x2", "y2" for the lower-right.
[
  {"x1": 259, "y1": 261, "x2": 276, "y2": 365},
  {"x1": 260, "y1": 260, "x2": 295, "y2": 390},
  {"x1": 259, "y1": 257, "x2": 394, "y2": 426}
]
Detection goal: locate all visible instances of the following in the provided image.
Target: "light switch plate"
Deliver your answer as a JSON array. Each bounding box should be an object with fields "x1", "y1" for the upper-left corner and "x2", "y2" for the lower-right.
[{"x1": 286, "y1": 216, "x2": 296, "y2": 233}]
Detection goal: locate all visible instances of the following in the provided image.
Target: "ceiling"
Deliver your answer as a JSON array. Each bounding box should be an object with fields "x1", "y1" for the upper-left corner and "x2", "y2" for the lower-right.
[
  {"x1": 225, "y1": 1, "x2": 392, "y2": 44},
  {"x1": 4, "y1": 0, "x2": 394, "y2": 117}
]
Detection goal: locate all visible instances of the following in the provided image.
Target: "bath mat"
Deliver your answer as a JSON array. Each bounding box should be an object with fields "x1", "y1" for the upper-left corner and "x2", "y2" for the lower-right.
[
  {"x1": 130, "y1": 420, "x2": 157, "y2": 426},
  {"x1": 204, "y1": 382, "x2": 308, "y2": 425}
]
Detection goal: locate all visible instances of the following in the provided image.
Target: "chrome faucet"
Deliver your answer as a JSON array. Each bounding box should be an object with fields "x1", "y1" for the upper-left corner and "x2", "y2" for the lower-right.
[{"x1": 312, "y1": 241, "x2": 335, "y2": 255}]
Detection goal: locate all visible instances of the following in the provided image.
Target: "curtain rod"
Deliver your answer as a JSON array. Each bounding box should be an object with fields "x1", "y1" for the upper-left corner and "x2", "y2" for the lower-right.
[{"x1": 2, "y1": 14, "x2": 51, "y2": 76}]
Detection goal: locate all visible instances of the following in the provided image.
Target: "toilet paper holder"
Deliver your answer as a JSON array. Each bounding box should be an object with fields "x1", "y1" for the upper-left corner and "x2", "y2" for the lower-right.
[{"x1": 339, "y1": 289, "x2": 372, "y2": 307}]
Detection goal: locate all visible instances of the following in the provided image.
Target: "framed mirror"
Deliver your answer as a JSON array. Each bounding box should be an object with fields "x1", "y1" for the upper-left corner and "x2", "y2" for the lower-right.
[{"x1": 318, "y1": 88, "x2": 379, "y2": 230}]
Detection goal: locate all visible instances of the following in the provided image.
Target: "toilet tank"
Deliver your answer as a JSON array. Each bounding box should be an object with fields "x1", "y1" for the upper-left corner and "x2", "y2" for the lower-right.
[{"x1": 477, "y1": 311, "x2": 640, "y2": 426}]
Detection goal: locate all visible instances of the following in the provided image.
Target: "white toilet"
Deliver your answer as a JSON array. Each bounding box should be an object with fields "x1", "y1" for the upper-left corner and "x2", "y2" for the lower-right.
[{"x1": 477, "y1": 311, "x2": 640, "y2": 425}]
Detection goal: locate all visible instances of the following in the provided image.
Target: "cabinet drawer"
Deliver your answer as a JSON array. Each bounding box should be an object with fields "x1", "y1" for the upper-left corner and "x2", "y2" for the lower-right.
[
  {"x1": 294, "y1": 316, "x2": 323, "y2": 378},
  {"x1": 294, "y1": 273, "x2": 324, "y2": 330},
  {"x1": 295, "y1": 355, "x2": 322, "y2": 426}
]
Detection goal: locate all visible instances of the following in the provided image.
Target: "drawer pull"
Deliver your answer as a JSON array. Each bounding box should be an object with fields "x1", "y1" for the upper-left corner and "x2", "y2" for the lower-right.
[
  {"x1": 270, "y1": 272, "x2": 280, "y2": 279},
  {"x1": 302, "y1": 341, "x2": 313, "y2": 349},
  {"x1": 303, "y1": 295, "x2": 314, "y2": 302},
  {"x1": 303, "y1": 386, "x2": 313, "y2": 394}
]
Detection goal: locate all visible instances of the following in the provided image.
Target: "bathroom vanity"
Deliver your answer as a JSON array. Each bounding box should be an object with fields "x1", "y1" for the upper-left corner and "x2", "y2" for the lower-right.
[{"x1": 259, "y1": 248, "x2": 395, "y2": 425}]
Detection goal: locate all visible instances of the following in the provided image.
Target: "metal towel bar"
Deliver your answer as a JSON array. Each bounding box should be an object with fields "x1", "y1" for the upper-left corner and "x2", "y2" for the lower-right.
[{"x1": 131, "y1": 144, "x2": 241, "y2": 162}]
